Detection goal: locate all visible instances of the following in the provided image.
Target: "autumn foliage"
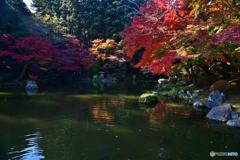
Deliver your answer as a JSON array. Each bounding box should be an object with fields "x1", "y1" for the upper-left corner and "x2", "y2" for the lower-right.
[
  {"x1": 90, "y1": 39, "x2": 127, "y2": 71},
  {"x1": 0, "y1": 34, "x2": 95, "y2": 79},
  {"x1": 121, "y1": 0, "x2": 240, "y2": 77},
  {"x1": 121, "y1": 0, "x2": 192, "y2": 75}
]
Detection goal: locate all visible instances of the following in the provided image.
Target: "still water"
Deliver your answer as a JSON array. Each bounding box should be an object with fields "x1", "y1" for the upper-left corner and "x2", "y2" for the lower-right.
[{"x1": 0, "y1": 84, "x2": 239, "y2": 160}]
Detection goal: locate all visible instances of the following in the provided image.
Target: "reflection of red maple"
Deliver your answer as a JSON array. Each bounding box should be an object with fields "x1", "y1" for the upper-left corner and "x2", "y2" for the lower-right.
[
  {"x1": 91, "y1": 105, "x2": 114, "y2": 123},
  {"x1": 150, "y1": 100, "x2": 166, "y2": 119}
]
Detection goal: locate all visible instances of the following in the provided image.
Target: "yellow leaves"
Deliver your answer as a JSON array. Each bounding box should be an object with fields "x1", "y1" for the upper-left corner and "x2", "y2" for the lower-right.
[
  {"x1": 90, "y1": 38, "x2": 119, "y2": 56},
  {"x1": 176, "y1": 47, "x2": 200, "y2": 58},
  {"x1": 91, "y1": 39, "x2": 103, "y2": 48},
  {"x1": 184, "y1": 24, "x2": 208, "y2": 35},
  {"x1": 185, "y1": 24, "x2": 198, "y2": 34},
  {"x1": 235, "y1": 47, "x2": 240, "y2": 53},
  {"x1": 189, "y1": 3, "x2": 200, "y2": 18},
  {"x1": 176, "y1": 47, "x2": 188, "y2": 56},
  {"x1": 215, "y1": 26, "x2": 225, "y2": 34},
  {"x1": 106, "y1": 39, "x2": 116, "y2": 45}
]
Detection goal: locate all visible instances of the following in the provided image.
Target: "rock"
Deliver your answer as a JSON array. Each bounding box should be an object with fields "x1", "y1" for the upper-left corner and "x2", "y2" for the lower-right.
[
  {"x1": 25, "y1": 80, "x2": 38, "y2": 95},
  {"x1": 138, "y1": 93, "x2": 158, "y2": 104},
  {"x1": 206, "y1": 103, "x2": 232, "y2": 122},
  {"x1": 193, "y1": 100, "x2": 205, "y2": 110},
  {"x1": 192, "y1": 91, "x2": 200, "y2": 101},
  {"x1": 225, "y1": 111, "x2": 240, "y2": 127},
  {"x1": 177, "y1": 90, "x2": 197, "y2": 104},
  {"x1": 209, "y1": 80, "x2": 228, "y2": 92},
  {"x1": 178, "y1": 90, "x2": 189, "y2": 101},
  {"x1": 207, "y1": 90, "x2": 225, "y2": 108},
  {"x1": 186, "y1": 91, "x2": 192, "y2": 97},
  {"x1": 226, "y1": 119, "x2": 240, "y2": 127},
  {"x1": 231, "y1": 111, "x2": 240, "y2": 120},
  {"x1": 158, "y1": 78, "x2": 168, "y2": 85},
  {"x1": 159, "y1": 88, "x2": 177, "y2": 97},
  {"x1": 188, "y1": 91, "x2": 200, "y2": 104},
  {"x1": 25, "y1": 80, "x2": 38, "y2": 90}
]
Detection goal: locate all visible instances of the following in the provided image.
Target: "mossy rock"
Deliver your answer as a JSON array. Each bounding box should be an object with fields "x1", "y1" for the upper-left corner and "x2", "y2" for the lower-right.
[
  {"x1": 159, "y1": 88, "x2": 178, "y2": 97},
  {"x1": 138, "y1": 93, "x2": 158, "y2": 104}
]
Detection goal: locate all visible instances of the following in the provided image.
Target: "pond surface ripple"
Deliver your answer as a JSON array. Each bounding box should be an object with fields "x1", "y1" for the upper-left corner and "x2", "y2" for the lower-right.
[{"x1": 0, "y1": 91, "x2": 239, "y2": 160}]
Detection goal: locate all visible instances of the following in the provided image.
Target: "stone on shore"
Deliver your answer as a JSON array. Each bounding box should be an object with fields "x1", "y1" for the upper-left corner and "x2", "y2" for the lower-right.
[
  {"x1": 206, "y1": 103, "x2": 232, "y2": 122},
  {"x1": 207, "y1": 90, "x2": 225, "y2": 108},
  {"x1": 226, "y1": 119, "x2": 240, "y2": 127}
]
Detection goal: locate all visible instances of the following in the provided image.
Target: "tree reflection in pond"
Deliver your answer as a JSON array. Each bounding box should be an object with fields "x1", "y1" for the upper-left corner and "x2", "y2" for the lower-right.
[{"x1": 91, "y1": 105, "x2": 115, "y2": 124}]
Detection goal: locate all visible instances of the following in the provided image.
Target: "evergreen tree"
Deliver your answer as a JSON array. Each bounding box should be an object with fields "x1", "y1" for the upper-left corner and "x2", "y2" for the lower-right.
[
  {"x1": 0, "y1": 0, "x2": 30, "y2": 36},
  {"x1": 32, "y1": 0, "x2": 147, "y2": 46}
]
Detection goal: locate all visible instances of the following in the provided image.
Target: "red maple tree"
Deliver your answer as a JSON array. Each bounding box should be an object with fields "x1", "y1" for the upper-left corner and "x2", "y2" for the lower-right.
[
  {"x1": 121, "y1": 0, "x2": 240, "y2": 77},
  {"x1": 121, "y1": 0, "x2": 192, "y2": 75},
  {"x1": 0, "y1": 34, "x2": 95, "y2": 81}
]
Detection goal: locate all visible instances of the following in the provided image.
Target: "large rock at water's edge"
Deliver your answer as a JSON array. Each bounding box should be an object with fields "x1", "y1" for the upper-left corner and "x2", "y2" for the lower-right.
[
  {"x1": 138, "y1": 93, "x2": 158, "y2": 104},
  {"x1": 206, "y1": 103, "x2": 232, "y2": 122},
  {"x1": 207, "y1": 90, "x2": 225, "y2": 108},
  {"x1": 231, "y1": 111, "x2": 240, "y2": 120},
  {"x1": 226, "y1": 119, "x2": 240, "y2": 127}
]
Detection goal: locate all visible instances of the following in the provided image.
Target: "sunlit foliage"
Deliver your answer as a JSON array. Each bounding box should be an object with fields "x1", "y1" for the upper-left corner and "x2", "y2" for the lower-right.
[{"x1": 121, "y1": 0, "x2": 240, "y2": 81}]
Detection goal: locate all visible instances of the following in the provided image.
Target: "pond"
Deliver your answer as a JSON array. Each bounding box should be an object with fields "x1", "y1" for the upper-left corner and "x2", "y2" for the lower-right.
[{"x1": 0, "y1": 84, "x2": 239, "y2": 160}]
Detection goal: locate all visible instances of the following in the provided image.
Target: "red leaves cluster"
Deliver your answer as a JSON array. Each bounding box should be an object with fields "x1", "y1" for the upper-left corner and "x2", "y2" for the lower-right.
[
  {"x1": 121, "y1": 0, "x2": 240, "y2": 76},
  {"x1": 121, "y1": 0, "x2": 191, "y2": 75},
  {"x1": 90, "y1": 39, "x2": 126, "y2": 70},
  {"x1": 149, "y1": 52, "x2": 177, "y2": 75},
  {"x1": 55, "y1": 44, "x2": 95, "y2": 71},
  {"x1": 0, "y1": 34, "x2": 95, "y2": 72}
]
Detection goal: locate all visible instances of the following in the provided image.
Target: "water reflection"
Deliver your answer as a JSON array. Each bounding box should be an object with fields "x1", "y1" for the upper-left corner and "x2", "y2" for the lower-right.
[
  {"x1": 149, "y1": 100, "x2": 166, "y2": 120},
  {"x1": 149, "y1": 100, "x2": 194, "y2": 133},
  {"x1": 26, "y1": 89, "x2": 38, "y2": 96},
  {"x1": 91, "y1": 105, "x2": 115, "y2": 124},
  {"x1": 8, "y1": 131, "x2": 44, "y2": 160},
  {"x1": 149, "y1": 101, "x2": 192, "y2": 121},
  {"x1": 90, "y1": 97, "x2": 128, "y2": 126},
  {"x1": 0, "y1": 92, "x2": 240, "y2": 160}
]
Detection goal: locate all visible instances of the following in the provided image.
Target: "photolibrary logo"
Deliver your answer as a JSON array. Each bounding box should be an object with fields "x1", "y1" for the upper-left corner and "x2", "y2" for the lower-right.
[{"x1": 210, "y1": 151, "x2": 239, "y2": 157}]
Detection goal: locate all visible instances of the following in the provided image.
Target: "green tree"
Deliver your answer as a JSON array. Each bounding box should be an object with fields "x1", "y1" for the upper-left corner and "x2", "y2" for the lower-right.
[
  {"x1": 32, "y1": 0, "x2": 147, "y2": 46},
  {"x1": 0, "y1": 0, "x2": 30, "y2": 36}
]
